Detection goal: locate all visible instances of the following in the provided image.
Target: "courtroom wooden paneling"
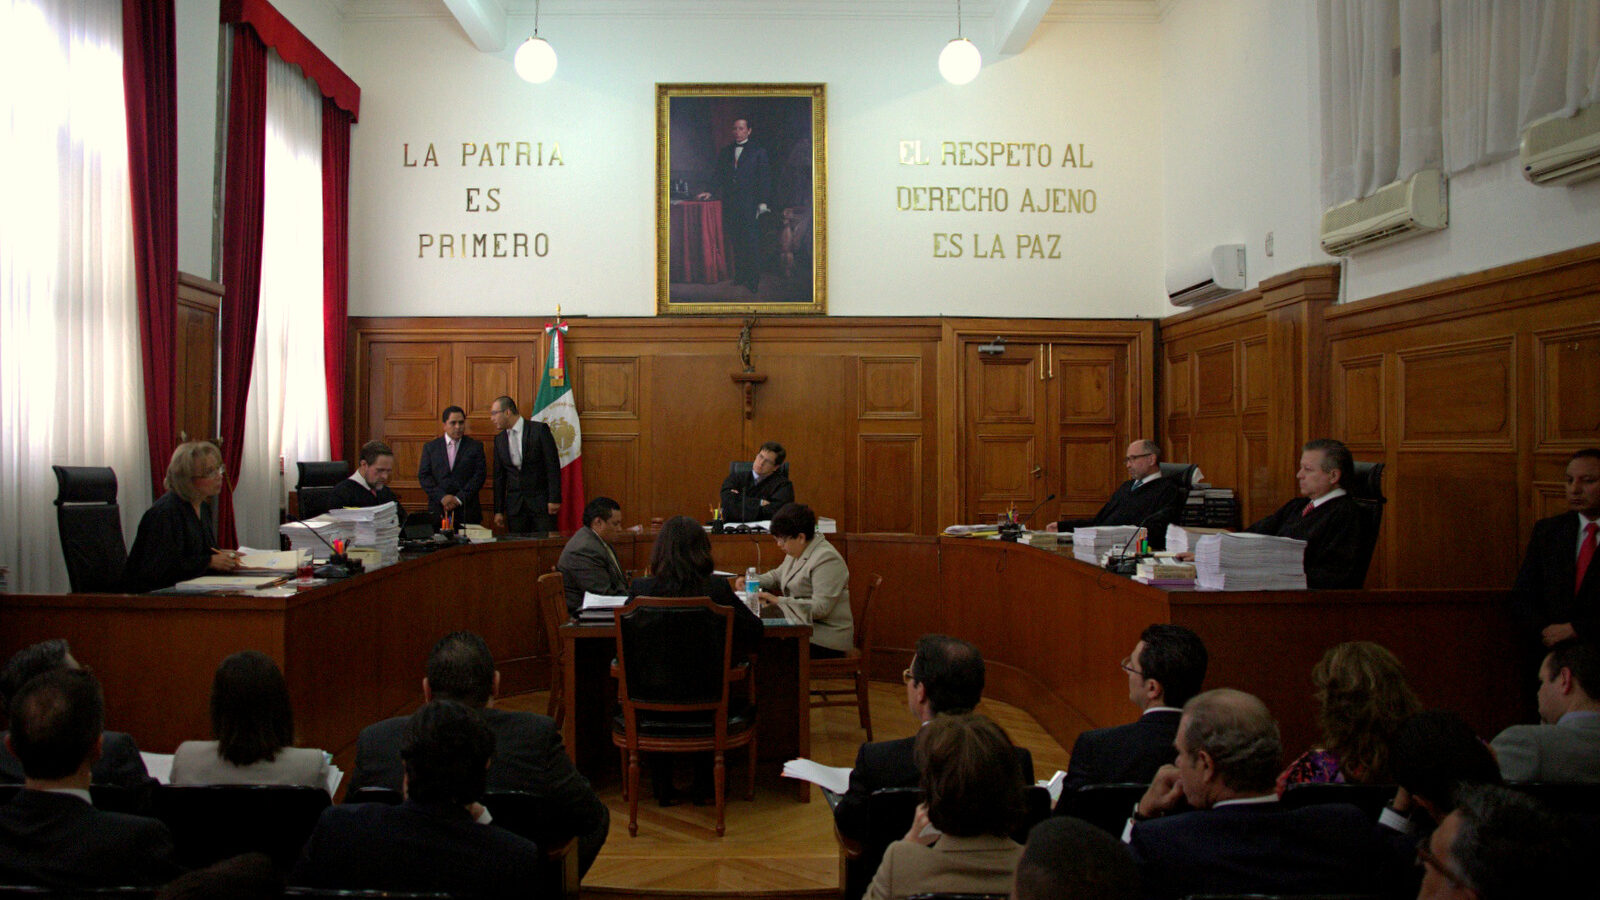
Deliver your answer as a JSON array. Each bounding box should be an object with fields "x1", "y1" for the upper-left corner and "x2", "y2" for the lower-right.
[{"x1": 175, "y1": 272, "x2": 221, "y2": 444}]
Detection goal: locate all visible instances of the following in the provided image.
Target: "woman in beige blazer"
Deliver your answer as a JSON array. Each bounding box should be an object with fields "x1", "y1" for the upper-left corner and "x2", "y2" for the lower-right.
[
  {"x1": 754, "y1": 503, "x2": 853, "y2": 658},
  {"x1": 170, "y1": 651, "x2": 330, "y2": 791},
  {"x1": 865, "y1": 713, "x2": 1027, "y2": 900}
]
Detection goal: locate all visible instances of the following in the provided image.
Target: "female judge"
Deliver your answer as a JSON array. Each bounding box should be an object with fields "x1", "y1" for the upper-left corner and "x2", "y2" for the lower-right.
[
  {"x1": 754, "y1": 503, "x2": 853, "y2": 659},
  {"x1": 123, "y1": 441, "x2": 240, "y2": 592}
]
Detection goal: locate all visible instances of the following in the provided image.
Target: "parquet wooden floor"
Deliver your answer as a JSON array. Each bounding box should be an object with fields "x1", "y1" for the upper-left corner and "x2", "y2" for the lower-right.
[{"x1": 498, "y1": 680, "x2": 1076, "y2": 898}]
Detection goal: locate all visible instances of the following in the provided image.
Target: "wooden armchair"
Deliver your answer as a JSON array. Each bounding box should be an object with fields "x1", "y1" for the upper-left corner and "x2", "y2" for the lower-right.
[
  {"x1": 536, "y1": 571, "x2": 570, "y2": 727},
  {"x1": 810, "y1": 573, "x2": 884, "y2": 741}
]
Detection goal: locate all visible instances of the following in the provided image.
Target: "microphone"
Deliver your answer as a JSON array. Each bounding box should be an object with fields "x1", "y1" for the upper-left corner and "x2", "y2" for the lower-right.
[
  {"x1": 1107, "y1": 511, "x2": 1165, "y2": 574},
  {"x1": 283, "y1": 511, "x2": 363, "y2": 579},
  {"x1": 1018, "y1": 494, "x2": 1056, "y2": 526},
  {"x1": 999, "y1": 494, "x2": 1055, "y2": 542}
]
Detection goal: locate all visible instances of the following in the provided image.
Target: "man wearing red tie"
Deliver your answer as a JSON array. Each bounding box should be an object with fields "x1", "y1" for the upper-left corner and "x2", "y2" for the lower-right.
[
  {"x1": 416, "y1": 406, "x2": 486, "y2": 528},
  {"x1": 1514, "y1": 449, "x2": 1600, "y2": 648},
  {"x1": 1240, "y1": 438, "x2": 1368, "y2": 589},
  {"x1": 328, "y1": 440, "x2": 405, "y2": 519}
]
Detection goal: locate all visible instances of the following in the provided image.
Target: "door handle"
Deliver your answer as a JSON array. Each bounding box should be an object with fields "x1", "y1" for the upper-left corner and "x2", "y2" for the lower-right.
[{"x1": 1031, "y1": 466, "x2": 1043, "y2": 478}]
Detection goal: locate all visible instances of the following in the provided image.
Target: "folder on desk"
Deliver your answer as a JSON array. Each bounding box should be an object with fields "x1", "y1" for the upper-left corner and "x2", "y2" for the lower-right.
[{"x1": 577, "y1": 592, "x2": 629, "y2": 622}]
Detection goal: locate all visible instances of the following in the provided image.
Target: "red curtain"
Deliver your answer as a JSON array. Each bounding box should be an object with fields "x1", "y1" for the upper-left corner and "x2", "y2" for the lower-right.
[
  {"x1": 220, "y1": 0, "x2": 360, "y2": 118},
  {"x1": 122, "y1": 0, "x2": 178, "y2": 497},
  {"x1": 322, "y1": 100, "x2": 352, "y2": 460},
  {"x1": 215, "y1": 26, "x2": 269, "y2": 548}
]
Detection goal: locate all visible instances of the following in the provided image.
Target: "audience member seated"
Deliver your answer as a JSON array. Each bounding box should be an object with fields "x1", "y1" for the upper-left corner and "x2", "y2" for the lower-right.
[
  {"x1": 0, "y1": 669, "x2": 179, "y2": 887},
  {"x1": 1241, "y1": 437, "x2": 1369, "y2": 589},
  {"x1": 156, "y1": 852, "x2": 283, "y2": 900},
  {"x1": 865, "y1": 713, "x2": 1026, "y2": 900},
  {"x1": 835, "y1": 634, "x2": 1034, "y2": 843},
  {"x1": 753, "y1": 503, "x2": 853, "y2": 660},
  {"x1": 0, "y1": 639, "x2": 155, "y2": 789},
  {"x1": 1126, "y1": 688, "x2": 1397, "y2": 900},
  {"x1": 170, "y1": 651, "x2": 330, "y2": 789},
  {"x1": 291, "y1": 700, "x2": 545, "y2": 898},
  {"x1": 628, "y1": 515, "x2": 765, "y2": 807},
  {"x1": 1379, "y1": 709, "x2": 1504, "y2": 897},
  {"x1": 1490, "y1": 638, "x2": 1600, "y2": 783},
  {"x1": 1278, "y1": 640, "x2": 1421, "y2": 791},
  {"x1": 1013, "y1": 816, "x2": 1138, "y2": 900},
  {"x1": 1417, "y1": 783, "x2": 1578, "y2": 899},
  {"x1": 124, "y1": 440, "x2": 241, "y2": 592},
  {"x1": 557, "y1": 496, "x2": 631, "y2": 616},
  {"x1": 1056, "y1": 440, "x2": 1187, "y2": 550},
  {"x1": 325, "y1": 439, "x2": 405, "y2": 517},
  {"x1": 1062, "y1": 624, "x2": 1207, "y2": 796},
  {"x1": 344, "y1": 630, "x2": 608, "y2": 875}
]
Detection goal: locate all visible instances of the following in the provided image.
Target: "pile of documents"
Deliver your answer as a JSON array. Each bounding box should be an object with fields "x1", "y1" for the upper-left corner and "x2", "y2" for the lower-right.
[
  {"x1": 578, "y1": 591, "x2": 628, "y2": 622},
  {"x1": 1071, "y1": 525, "x2": 1141, "y2": 564},
  {"x1": 1164, "y1": 524, "x2": 1229, "y2": 554},
  {"x1": 326, "y1": 501, "x2": 401, "y2": 568},
  {"x1": 278, "y1": 517, "x2": 354, "y2": 561},
  {"x1": 1192, "y1": 532, "x2": 1307, "y2": 590},
  {"x1": 1133, "y1": 559, "x2": 1197, "y2": 587}
]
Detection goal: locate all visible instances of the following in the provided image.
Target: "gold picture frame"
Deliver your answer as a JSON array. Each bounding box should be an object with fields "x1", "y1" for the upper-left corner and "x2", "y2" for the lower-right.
[{"x1": 656, "y1": 83, "x2": 826, "y2": 315}]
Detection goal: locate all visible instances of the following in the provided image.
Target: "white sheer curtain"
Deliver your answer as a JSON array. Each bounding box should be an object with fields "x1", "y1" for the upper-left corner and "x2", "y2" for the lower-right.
[
  {"x1": 0, "y1": 0, "x2": 152, "y2": 593},
  {"x1": 233, "y1": 52, "x2": 328, "y2": 550},
  {"x1": 1441, "y1": 0, "x2": 1600, "y2": 173}
]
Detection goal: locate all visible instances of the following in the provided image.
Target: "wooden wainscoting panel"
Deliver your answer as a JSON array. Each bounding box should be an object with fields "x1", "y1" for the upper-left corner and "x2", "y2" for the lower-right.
[
  {"x1": 971, "y1": 435, "x2": 1037, "y2": 505},
  {"x1": 175, "y1": 273, "x2": 222, "y2": 445},
  {"x1": 856, "y1": 435, "x2": 921, "y2": 533},
  {"x1": 1195, "y1": 343, "x2": 1238, "y2": 417},
  {"x1": 1057, "y1": 435, "x2": 1119, "y2": 519},
  {"x1": 574, "y1": 356, "x2": 639, "y2": 419},
  {"x1": 1337, "y1": 355, "x2": 1386, "y2": 447},
  {"x1": 647, "y1": 352, "x2": 744, "y2": 518},
  {"x1": 1533, "y1": 481, "x2": 1567, "y2": 519},
  {"x1": 750, "y1": 351, "x2": 855, "y2": 524},
  {"x1": 583, "y1": 434, "x2": 638, "y2": 520},
  {"x1": 858, "y1": 356, "x2": 921, "y2": 419},
  {"x1": 369, "y1": 344, "x2": 451, "y2": 445},
  {"x1": 974, "y1": 354, "x2": 1038, "y2": 424},
  {"x1": 1242, "y1": 337, "x2": 1269, "y2": 413},
  {"x1": 1389, "y1": 452, "x2": 1520, "y2": 588},
  {"x1": 1536, "y1": 325, "x2": 1600, "y2": 450},
  {"x1": 1242, "y1": 431, "x2": 1273, "y2": 526},
  {"x1": 1056, "y1": 355, "x2": 1118, "y2": 425},
  {"x1": 1398, "y1": 338, "x2": 1516, "y2": 450},
  {"x1": 1166, "y1": 352, "x2": 1191, "y2": 415},
  {"x1": 459, "y1": 343, "x2": 530, "y2": 424}
]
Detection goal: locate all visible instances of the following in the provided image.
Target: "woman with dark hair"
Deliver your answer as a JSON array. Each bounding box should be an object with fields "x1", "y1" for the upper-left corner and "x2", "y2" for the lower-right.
[
  {"x1": 171, "y1": 651, "x2": 330, "y2": 790},
  {"x1": 754, "y1": 502, "x2": 853, "y2": 659},
  {"x1": 124, "y1": 441, "x2": 241, "y2": 592},
  {"x1": 866, "y1": 713, "x2": 1026, "y2": 900},
  {"x1": 628, "y1": 515, "x2": 764, "y2": 806},
  {"x1": 1278, "y1": 640, "x2": 1422, "y2": 791}
]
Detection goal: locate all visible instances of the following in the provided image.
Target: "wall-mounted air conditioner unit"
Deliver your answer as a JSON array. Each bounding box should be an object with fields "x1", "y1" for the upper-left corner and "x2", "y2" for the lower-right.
[
  {"x1": 1166, "y1": 244, "x2": 1247, "y2": 307},
  {"x1": 1320, "y1": 169, "x2": 1447, "y2": 256},
  {"x1": 1521, "y1": 103, "x2": 1600, "y2": 186}
]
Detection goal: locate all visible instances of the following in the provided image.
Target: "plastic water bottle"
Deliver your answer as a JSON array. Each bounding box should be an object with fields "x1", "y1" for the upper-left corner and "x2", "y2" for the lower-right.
[{"x1": 745, "y1": 567, "x2": 760, "y2": 608}]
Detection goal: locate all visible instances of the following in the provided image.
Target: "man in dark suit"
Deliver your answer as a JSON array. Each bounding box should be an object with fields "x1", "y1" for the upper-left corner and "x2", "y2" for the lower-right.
[
  {"x1": 344, "y1": 631, "x2": 608, "y2": 876},
  {"x1": 488, "y1": 395, "x2": 562, "y2": 533},
  {"x1": 1127, "y1": 689, "x2": 1397, "y2": 900},
  {"x1": 720, "y1": 441, "x2": 794, "y2": 523},
  {"x1": 1058, "y1": 624, "x2": 1207, "y2": 799},
  {"x1": 0, "y1": 640, "x2": 155, "y2": 789},
  {"x1": 416, "y1": 405, "x2": 486, "y2": 528},
  {"x1": 696, "y1": 116, "x2": 771, "y2": 293},
  {"x1": 0, "y1": 668, "x2": 179, "y2": 887},
  {"x1": 293, "y1": 700, "x2": 546, "y2": 898},
  {"x1": 327, "y1": 440, "x2": 405, "y2": 519},
  {"x1": 833, "y1": 634, "x2": 1034, "y2": 843},
  {"x1": 1241, "y1": 437, "x2": 1368, "y2": 589},
  {"x1": 1059, "y1": 440, "x2": 1188, "y2": 550},
  {"x1": 556, "y1": 497, "x2": 629, "y2": 616},
  {"x1": 1513, "y1": 448, "x2": 1600, "y2": 648}
]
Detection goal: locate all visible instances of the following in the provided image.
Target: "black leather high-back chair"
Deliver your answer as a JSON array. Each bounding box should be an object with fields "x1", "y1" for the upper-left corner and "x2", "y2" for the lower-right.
[
  {"x1": 51, "y1": 466, "x2": 127, "y2": 593},
  {"x1": 840, "y1": 786, "x2": 922, "y2": 900},
  {"x1": 1158, "y1": 461, "x2": 1199, "y2": 490},
  {"x1": 1054, "y1": 782, "x2": 1149, "y2": 836},
  {"x1": 295, "y1": 461, "x2": 350, "y2": 520},
  {"x1": 152, "y1": 784, "x2": 330, "y2": 870},
  {"x1": 1280, "y1": 781, "x2": 1398, "y2": 820},
  {"x1": 1343, "y1": 461, "x2": 1386, "y2": 587},
  {"x1": 729, "y1": 459, "x2": 790, "y2": 479}
]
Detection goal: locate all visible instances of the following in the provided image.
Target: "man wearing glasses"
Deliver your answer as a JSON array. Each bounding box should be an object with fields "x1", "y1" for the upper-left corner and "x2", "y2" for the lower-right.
[
  {"x1": 1056, "y1": 440, "x2": 1187, "y2": 550},
  {"x1": 1416, "y1": 784, "x2": 1574, "y2": 899}
]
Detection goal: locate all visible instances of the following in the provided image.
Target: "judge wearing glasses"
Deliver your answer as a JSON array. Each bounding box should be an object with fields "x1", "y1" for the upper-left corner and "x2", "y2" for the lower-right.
[
  {"x1": 124, "y1": 441, "x2": 241, "y2": 592},
  {"x1": 752, "y1": 503, "x2": 852, "y2": 659},
  {"x1": 1056, "y1": 439, "x2": 1187, "y2": 550}
]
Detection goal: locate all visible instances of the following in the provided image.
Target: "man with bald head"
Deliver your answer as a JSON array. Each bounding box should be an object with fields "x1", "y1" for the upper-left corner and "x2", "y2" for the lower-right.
[
  {"x1": 1125, "y1": 688, "x2": 1396, "y2": 900},
  {"x1": 1059, "y1": 440, "x2": 1187, "y2": 550}
]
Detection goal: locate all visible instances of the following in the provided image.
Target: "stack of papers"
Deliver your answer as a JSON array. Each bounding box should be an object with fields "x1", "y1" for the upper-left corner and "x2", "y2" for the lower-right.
[
  {"x1": 1071, "y1": 525, "x2": 1141, "y2": 564},
  {"x1": 1164, "y1": 525, "x2": 1229, "y2": 554},
  {"x1": 233, "y1": 548, "x2": 309, "y2": 575},
  {"x1": 1192, "y1": 532, "x2": 1307, "y2": 590},
  {"x1": 170, "y1": 574, "x2": 286, "y2": 593},
  {"x1": 577, "y1": 592, "x2": 628, "y2": 622},
  {"x1": 326, "y1": 502, "x2": 401, "y2": 568},
  {"x1": 1133, "y1": 559, "x2": 1197, "y2": 588},
  {"x1": 943, "y1": 523, "x2": 999, "y2": 536},
  {"x1": 279, "y1": 517, "x2": 354, "y2": 560},
  {"x1": 781, "y1": 758, "x2": 852, "y2": 795}
]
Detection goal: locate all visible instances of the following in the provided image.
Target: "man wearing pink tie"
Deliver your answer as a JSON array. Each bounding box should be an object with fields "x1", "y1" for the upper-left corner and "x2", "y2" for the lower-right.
[
  {"x1": 417, "y1": 406, "x2": 486, "y2": 527},
  {"x1": 1514, "y1": 449, "x2": 1600, "y2": 648}
]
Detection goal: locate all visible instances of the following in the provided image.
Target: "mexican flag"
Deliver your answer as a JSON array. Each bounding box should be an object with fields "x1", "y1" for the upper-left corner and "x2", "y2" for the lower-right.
[{"x1": 531, "y1": 318, "x2": 585, "y2": 533}]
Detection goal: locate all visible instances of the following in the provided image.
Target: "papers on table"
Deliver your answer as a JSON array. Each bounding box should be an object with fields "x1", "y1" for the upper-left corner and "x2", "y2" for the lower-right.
[
  {"x1": 461, "y1": 524, "x2": 495, "y2": 544},
  {"x1": 943, "y1": 523, "x2": 999, "y2": 536},
  {"x1": 233, "y1": 548, "x2": 309, "y2": 574},
  {"x1": 326, "y1": 502, "x2": 401, "y2": 568},
  {"x1": 1192, "y1": 532, "x2": 1307, "y2": 590},
  {"x1": 1071, "y1": 525, "x2": 1141, "y2": 564},
  {"x1": 1163, "y1": 524, "x2": 1229, "y2": 555},
  {"x1": 1133, "y1": 559, "x2": 1197, "y2": 588},
  {"x1": 816, "y1": 517, "x2": 837, "y2": 534},
  {"x1": 170, "y1": 574, "x2": 286, "y2": 592},
  {"x1": 279, "y1": 517, "x2": 353, "y2": 560},
  {"x1": 782, "y1": 758, "x2": 852, "y2": 795},
  {"x1": 577, "y1": 592, "x2": 628, "y2": 622},
  {"x1": 1039, "y1": 769, "x2": 1067, "y2": 806}
]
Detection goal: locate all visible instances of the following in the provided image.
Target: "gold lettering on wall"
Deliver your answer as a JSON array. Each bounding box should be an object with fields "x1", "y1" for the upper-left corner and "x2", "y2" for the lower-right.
[{"x1": 400, "y1": 138, "x2": 567, "y2": 262}]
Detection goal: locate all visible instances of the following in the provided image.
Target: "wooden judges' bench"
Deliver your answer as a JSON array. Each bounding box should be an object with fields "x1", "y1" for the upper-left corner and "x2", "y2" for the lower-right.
[{"x1": 0, "y1": 532, "x2": 1523, "y2": 774}]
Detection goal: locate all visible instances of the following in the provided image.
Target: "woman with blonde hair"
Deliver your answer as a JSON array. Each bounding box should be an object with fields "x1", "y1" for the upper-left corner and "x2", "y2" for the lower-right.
[
  {"x1": 1278, "y1": 640, "x2": 1422, "y2": 790},
  {"x1": 124, "y1": 441, "x2": 240, "y2": 592}
]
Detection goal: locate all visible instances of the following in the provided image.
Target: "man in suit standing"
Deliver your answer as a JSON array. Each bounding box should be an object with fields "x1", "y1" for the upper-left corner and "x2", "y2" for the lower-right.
[
  {"x1": 0, "y1": 640, "x2": 155, "y2": 789},
  {"x1": 557, "y1": 496, "x2": 629, "y2": 616},
  {"x1": 1491, "y1": 638, "x2": 1600, "y2": 782},
  {"x1": 1513, "y1": 448, "x2": 1600, "y2": 648},
  {"x1": 327, "y1": 440, "x2": 405, "y2": 519},
  {"x1": 1058, "y1": 440, "x2": 1189, "y2": 550},
  {"x1": 344, "y1": 631, "x2": 608, "y2": 875},
  {"x1": 697, "y1": 116, "x2": 771, "y2": 294},
  {"x1": 489, "y1": 395, "x2": 561, "y2": 534},
  {"x1": 416, "y1": 405, "x2": 486, "y2": 528},
  {"x1": 720, "y1": 441, "x2": 794, "y2": 523},
  {"x1": 1127, "y1": 689, "x2": 1397, "y2": 900},
  {"x1": 1058, "y1": 624, "x2": 1207, "y2": 799},
  {"x1": 0, "y1": 669, "x2": 179, "y2": 887},
  {"x1": 1240, "y1": 437, "x2": 1368, "y2": 589}
]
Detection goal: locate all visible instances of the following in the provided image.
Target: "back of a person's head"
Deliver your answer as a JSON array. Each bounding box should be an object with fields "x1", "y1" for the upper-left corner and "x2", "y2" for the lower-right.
[
  {"x1": 1392, "y1": 709, "x2": 1501, "y2": 814},
  {"x1": 1448, "y1": 784, "x2": 1576, "y2": 899},
  {"x1": 0, "y1": 639, "x2": 72, "y2": 710},
  {"x1": 401, "y1": 700, "x2": 495, "y2": 806},
  {"x1": 425, "y1": 631, "x2": 495, "y2": 706},
  {"x1": 1181, "y1": 688, "x2": 1281, "y2": 794},
  {"x1": 914, "y1": 634, "x2": 985, "y2": 714},
  {"x1": 1546, "y1": 638, "x2": 1600, "y2": 699},
  {"x1": 1138, "y1": 624, "x2": 1207, "y2": 707},
  {"x1": 1311, "y1": 641, "x2": 1421, "y2": 782},
  {"x1": 915, "y1": 712, "x2": 1024, "y2": 837},
  {"x1": 156, "y1": 852, "x2": 283, "y2": 900},
  {"x1": 1013, "y1": 817, "x2": 1138, "y2": 900},
  {"x1": 8, "y1": 668, "x2": 103, "y2": 780},
  {"x1": 647, "y1": 515, "x2": 713, "y2": 590},
  {"x1": 211, "y1": 651, "x2": 295, "y2": 766}
]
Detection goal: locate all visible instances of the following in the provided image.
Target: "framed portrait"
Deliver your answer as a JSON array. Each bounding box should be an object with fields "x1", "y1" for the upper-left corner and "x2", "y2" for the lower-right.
[{"x1": 656, "y1": 83, "x2": 826, "y2": 315}]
